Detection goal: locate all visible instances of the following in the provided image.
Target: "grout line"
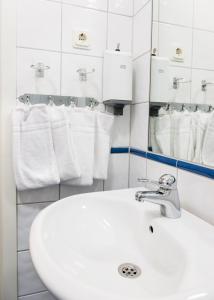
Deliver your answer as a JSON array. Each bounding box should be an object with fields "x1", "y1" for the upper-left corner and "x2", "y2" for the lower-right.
[
  {"x1": 60, "y1": 1, "x2": 63, "y2": 96},
  {"x1": 189, "y1": 0, "x2": 195, "y2": 103},
  {"x1": 107, "y1": 11, "x2": 133, "y2": 18},
  {"x1": 19, "y1": 289, "x2": 48, "y2": 298},
  {"x1": 17, "y1": 46, "x2": 104, "y2": 59},
  {"x1": 155, "y1": 19, "x2": 214, "y2": 34},
  {"x1": 61, "y1": 1, "x2": 132, "y2": 18},
  {"x1": 134, "y1": 0, "x2": 151, "y2": 17},
  {"x1": 133, "y1": 49, "x2": 151, "y2": 61},
  {"x1": 17, "y1": 200, "x2": 56, "y2": 206}
]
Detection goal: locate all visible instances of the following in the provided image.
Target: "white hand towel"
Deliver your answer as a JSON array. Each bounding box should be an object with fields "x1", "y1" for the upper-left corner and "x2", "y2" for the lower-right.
[
  {"x1": 64, "y1": 108, "x2": 95, "y2": 186},
  {"x1": 12, "y1": 104, "x2": 60, "y2": 191},
  {"x1": 149, "y1": 117, "x2": 161, "y2": 153},
  {"x1": 202, "y1": 112, "x2": 214, "y2": 167},
  {"x1": 48, "y1": 105, "x2": 81, "y2": 181},
  {"x1": 171, "y1": 110, "x2": 193, "y2": 160},
  {"x1": 193, "y1": 111, "x2": 210, "y2": 164},
  {"x1": 93, "y1": 111, "x2": 114, "y2": 180},
  {"x1": 155, "y1": 112, "x2": 171, "y2": 156}
]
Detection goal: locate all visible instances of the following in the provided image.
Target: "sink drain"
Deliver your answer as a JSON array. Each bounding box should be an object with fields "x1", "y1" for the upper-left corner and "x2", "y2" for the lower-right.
[{"x1": 118, "y1": 263, "x2": 141, "y2": 279}]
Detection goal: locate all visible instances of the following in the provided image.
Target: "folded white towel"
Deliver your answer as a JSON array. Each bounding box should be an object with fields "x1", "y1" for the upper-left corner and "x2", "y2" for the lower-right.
[
  {"x1": 12, "y1": 104, "x2": 60, "y2": 191},
  {"x1": 64, "y1": 108, "x2": 95, "y2": 186},
  {"x1": 202, "y1": 112, "x2": 214, "y2": 167},
  {"x1": 93, "y1": 111, "x2": 114, "y2": 180},
  {"x1": 48, "y1": 105, "x2": 81, "y2": 181}
]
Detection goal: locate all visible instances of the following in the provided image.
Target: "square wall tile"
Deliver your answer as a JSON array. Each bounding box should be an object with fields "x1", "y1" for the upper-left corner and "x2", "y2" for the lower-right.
[
  {"x1": 158, "y1": 23, "x2": 192, "y2": 67},
  {"x1": 107, "y1": 14, "x2": 132, "y2": 53},
  {"x1": 60, "y1": 180, "x2": 103, "y2": 199},
  {"x1": 192, "y1": 30, "x2": 214, "y2": 70},
  {"x1": 18, "y1": 203, "x2": 51, "y2": 251},
  {"x1": 62, "y1": 4, "x2": 107, "y2": 57},
  {"x1": 178, "y1": 170, "x2": 214, "y2": 226},
  {"x1": 133, "y1": 1, "x2": 152, "y2": 58},
  {"x1": 61, "y1": 53, "x2": 103, "y2": 100},
  {"x1": 147, "y1": 159, "x2": 178, "y2": 181},
  {"x1": 168, "y1": 66, "x2": 191, "y2": 103},
  {"x1": 134, "y1": 0, "x2": 149, "y2": 15},
  {"x1": 17, "y1": 0, "x2": 61, "y2": 51},
  {"x1": 129, "y1": 155, "x2": 147, "y2": 187},
  {"x1": 62, "y1": 0, "x2": 108, "y2": 11},
  {"x1": 133, "y1": 53, "x2": 151, "y2": 103},
  {"x1": 17, "y1": 186, "x2": 59, "y2": 204},
  {"x1": 17, "y1": 48, "x2": 61, "y2": 96},
  {"x1": 130, "y1": 102, "x2": 149, "y2": 151},
  {"x1": 111, "y1": 105, "x2": 130, "y2": 147},
  {"x1": 159, "y1": 0, "x2": 193, "y2": 27},
  {"x1": 191, "y1": 69, "x2": 214, "y2": 105},
  {"x1": 104, "y1": 154, "x2": 129, "y2": 190},
  {"x1": 18, "y1": 251, "x2": 46, "y2": 296},
  {"x1": 194, "y1": 0, "x2": 214, "y2": 31},
  {"x1": 19, "y1": 291, "x2": 56, "y2": 300},
  {"x1": 109, "y1": 0, "x2": 133, "y2": 16}
]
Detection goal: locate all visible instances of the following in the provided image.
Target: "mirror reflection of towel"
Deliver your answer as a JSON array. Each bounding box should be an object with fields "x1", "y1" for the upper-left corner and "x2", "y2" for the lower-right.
[{"x1": 202, "y1": 112, "x2": 214, "y2": 167}]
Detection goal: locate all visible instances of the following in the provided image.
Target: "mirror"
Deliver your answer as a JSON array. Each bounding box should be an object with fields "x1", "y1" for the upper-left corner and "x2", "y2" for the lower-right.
[{"x1": 149, "y1": 0, "x2": 214, "y2": 168}]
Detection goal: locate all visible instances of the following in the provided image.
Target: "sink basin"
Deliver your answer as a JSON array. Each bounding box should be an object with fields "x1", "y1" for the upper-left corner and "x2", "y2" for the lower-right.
[{"x1": 30, "y1": 188, "x2": 214, "y2": 300}]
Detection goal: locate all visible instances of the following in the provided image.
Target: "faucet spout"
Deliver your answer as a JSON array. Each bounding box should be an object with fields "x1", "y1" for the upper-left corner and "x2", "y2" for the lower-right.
[{"x1": 135, "y1": 175, "x2": 181, "y2": 219}]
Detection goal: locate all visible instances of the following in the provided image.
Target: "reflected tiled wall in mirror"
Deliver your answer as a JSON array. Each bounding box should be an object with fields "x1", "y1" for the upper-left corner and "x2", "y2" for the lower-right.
[{"x1": 149, "y1": 0, "x2": 214, "y2": 168}]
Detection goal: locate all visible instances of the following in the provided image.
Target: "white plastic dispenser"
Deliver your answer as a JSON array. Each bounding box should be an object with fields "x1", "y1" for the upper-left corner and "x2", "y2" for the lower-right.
[
  {"x1": 103, "y1": 50, "x2": 132, "y2": 115},
  {"x1": 150, "y1": 56, "x2": 170, "y2": 103}
]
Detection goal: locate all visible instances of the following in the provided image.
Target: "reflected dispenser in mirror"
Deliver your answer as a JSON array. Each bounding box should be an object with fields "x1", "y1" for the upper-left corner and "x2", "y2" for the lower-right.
[{"x1": 150, "y1": 56, "x2": 170, "y2": 103}]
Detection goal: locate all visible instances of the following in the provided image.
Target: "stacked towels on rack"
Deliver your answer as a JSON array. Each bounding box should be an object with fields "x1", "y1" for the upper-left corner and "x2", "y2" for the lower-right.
[
  {"x1": 12, "y1": 103, "x2": 114, "y2": 191},
  {"x1": 150, "y1": 108, "x2": 214, "y2": 166}
]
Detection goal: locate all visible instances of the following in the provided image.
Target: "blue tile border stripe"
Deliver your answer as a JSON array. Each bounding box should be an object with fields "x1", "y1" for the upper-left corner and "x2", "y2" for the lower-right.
[
  {"x1": 146, "y1": 152, "x2": 177, "y2": 167},
  {"x1": 128, "y1": 148, "x2": 214, "y2": 180},
  {"x1": 130, "y1": 148, "x2": 147, "y2": 158},
  {"x1": 111, "y1": 147, "x2": 214, "y2": 179},
  {"x1": 177, "y1": 160, "x2": 214, "y2": 179},
  {"x1": 111, "y1": 147, "x2": 129, "y2": 154}
]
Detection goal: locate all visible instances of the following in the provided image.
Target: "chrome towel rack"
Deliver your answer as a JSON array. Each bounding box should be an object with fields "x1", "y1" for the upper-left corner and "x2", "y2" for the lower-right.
[{"x1": 18, "y1": 94, "x2": 99, "y2": 108}]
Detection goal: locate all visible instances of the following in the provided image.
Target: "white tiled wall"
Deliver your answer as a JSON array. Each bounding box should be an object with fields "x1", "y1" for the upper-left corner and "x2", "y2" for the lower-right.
[
  {"x1": 17, "y1": 0, "x2": 133, "y2": 298},
  {"x1": 130, "y1": 0, "x2": 214, "y2": 227},
  {"x1": 153, "y1": 0, "x2": 214, "y2": 105}
]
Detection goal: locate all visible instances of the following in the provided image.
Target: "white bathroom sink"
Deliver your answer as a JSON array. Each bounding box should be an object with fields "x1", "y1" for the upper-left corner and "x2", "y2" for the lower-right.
[{"x1": 30, "y1": 188, "x2": 214, "y2": 300}]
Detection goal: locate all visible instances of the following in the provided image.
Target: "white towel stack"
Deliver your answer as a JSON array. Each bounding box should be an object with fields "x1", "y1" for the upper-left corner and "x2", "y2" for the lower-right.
[
  {"x1": 48, "y1": 105, "x2": 81, "y2": 181},
  {"x1": 93, "y1": 111, "x2": 114, "y2": 180},
  {"x1": 12, "y1": 104, "x2": 60, "y2": 191},
  {"x1": 64, "y1": 107, "x2": 96, "y2": 186},
  {"x1": 13, "y1": 103, "x2": 115, "y2": 190}
]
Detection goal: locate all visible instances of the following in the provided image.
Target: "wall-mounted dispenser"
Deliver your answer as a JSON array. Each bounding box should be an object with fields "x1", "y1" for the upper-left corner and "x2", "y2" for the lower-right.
[
  {"x1": 103, "y1": 50, "x2": 132, "y2": 115},
  {"x1": 150, "y1": 56, "x2": 170, "y2": 103}
]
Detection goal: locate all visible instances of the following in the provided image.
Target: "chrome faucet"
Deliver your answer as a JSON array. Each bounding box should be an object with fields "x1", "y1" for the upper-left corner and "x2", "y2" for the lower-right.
[{"x1": 135, "y1": 174, "x2": 181, "y2": 219}]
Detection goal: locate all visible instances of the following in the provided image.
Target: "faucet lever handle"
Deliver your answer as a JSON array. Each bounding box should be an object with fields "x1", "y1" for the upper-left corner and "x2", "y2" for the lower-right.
[
  {"x1": 158, "y1": 174, "x2": 177, "y2": 190},
  {"x1": 137, "y1": 178, "x2": 159, "y2": 190}
]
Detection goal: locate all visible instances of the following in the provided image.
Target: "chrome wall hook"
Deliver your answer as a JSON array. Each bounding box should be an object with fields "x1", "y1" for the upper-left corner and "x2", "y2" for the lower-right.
[
  {"x1": 201, "y1": 80, "x2": 214, "y2": 92},
  {"x1": 77, "y1": 68, "x2": 95, "y2": 81},
  {"x1": 31, "y1": 62, "x2": 50, "y2": 78}
]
